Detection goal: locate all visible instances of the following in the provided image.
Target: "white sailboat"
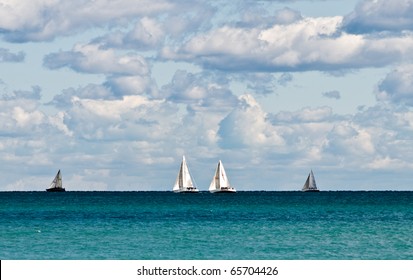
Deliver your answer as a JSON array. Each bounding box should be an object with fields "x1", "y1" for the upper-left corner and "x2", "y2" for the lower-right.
[
  {"x1": 209, "y1": 160, "x2": 236, "y2": 193},
  {"x1": 173, "y1": 156, "x2": 199, "y2": 193},
  {"x1": 302, "y1": 170, "x2": 319, "y2": 192},
  {"x1": 46, "y1": 169, "x2": 65, "y2": 192}
]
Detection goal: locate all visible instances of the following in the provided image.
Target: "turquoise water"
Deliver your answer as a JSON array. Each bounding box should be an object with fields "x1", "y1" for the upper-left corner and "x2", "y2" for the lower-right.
[{"x1": 1, "y1": 191, "x2": 412, "y2": 259}]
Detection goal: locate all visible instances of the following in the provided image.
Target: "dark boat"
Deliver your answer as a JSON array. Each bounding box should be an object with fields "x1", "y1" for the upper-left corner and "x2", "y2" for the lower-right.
[
  {"x1": 46, "y1": 170, "x2": 65, "y2": 192},
  {"x1": 302, "y1": 170, "x2": 319, "y2": 192}
]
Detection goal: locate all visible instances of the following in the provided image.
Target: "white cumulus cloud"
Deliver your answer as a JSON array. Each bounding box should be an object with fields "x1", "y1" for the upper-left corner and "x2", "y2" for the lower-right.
[
  {"x1": 218, "y1": 94, "x2": 285, "y2": 149},
  {"x1": 163, "y1": 14, "x2": 413, "y2": 72},
  {"x1": 0, "y1": 0, "x2": 173, "y2": 42}
]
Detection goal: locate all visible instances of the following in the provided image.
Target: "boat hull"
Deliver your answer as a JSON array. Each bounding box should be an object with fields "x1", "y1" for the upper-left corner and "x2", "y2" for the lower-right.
[
  {"x1": 210, "y1": 188, "x2": 236, "y2": 193},
  {"x1": 173, "y1": 189, "x2": 199, "y2": 193},
  {"x1": 46, "y1": 188, "x2": 66, "y2": 192},
  {"x1": 302, "y1": 189, "x2": 319, "y2": 192}
]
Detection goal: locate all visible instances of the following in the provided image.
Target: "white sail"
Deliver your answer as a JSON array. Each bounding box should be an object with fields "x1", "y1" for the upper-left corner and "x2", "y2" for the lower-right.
[
  {"x1": 209, "y1": 160, "x2": 236, "y2": 193},
  {"x1": 302, "y1": 170, "x2": 318, "y2": 192},
  {"x1": 173, "y1": 156, "x2": 199, "y2": 193}
]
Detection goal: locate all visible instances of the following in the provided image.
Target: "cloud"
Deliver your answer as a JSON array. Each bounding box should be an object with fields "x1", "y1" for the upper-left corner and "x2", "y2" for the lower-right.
[
  {"x1": 40, "y1": 67, "x2": 413, "y2": 189},
  {"x1": 366, "y1": 156, "x2": 413, "y2": 170},
  {"x1": 2, "y1": 79, "x2": 413, "y2": 190},
  {"x1": 94, "y1": 17, "x2": 168, "y2": 51},
  {"x1": 273, "y1": 7, "x2": 303, "y2": 25},
  {"x1": 277, "y1": 73, "x2": 293, "y2": 86},
  {"x1": 3, "y1": 0, "x2": 413, "y2": 190},
  {"x1": 45, "y1": 78, "x2": 241, "y2": 189},
  {"x1": 0, "y1": 0, "x2": 218, "y2": 44},
  {"x1": 344, "y1": 0, "x2": 413, "y2": 34},
  {"x1": 0, "y1": 0, "x2": 174, "y2": 42},
  {"x1": 274, "y1": 106, "x2": 335, "y2": 123},
  {"x1": 214, "y1": 96, "x2": 413, "y2": 184},
  {"x1": 352, "y1": 105, "x2": 413, "y2": 171},
  {"x1": 230, "y1": 72, "x2": 291, "y2": 96},
  {"x1": 163, "y1": 15, "x2": 413, "y2": 72},
  {"x1": 44, "y1": 43, "x2": 149, "y2": 76},
  {"x1": 43, "y1": 67, "x2": 240, "y2": 186},
  {"x1": 218, "y1": 94, "x2": 285, "y2": 149},
  {"x1": 95, "y1": 3, "x2": 216, "y2": 51},
  {"x1": 263, "y1": 102, "x2": 413, "y2": 175},
  {"x1": 237, "y1": 7, "x2": 303, "y2": 28},
  {"x1": 0, "y1": 48, "x2": 25, "y2": 62},
  {"x1": 106, "y1": 75, "x2": 155, "y2": 97},
  {"x1": 232, "y1": 73, "x2": 277, "y2": 96},
  {"x1": 376, "y1": 65, "x2": 413, "y2": 106},
  {"x1": 43, "y1": 43, "x2": 156, "y2": 100},
  {"x1": 1, "y1": 85, "x2": 41, "y2": 101},
  {"x1": 48, "y1": 84, "x2": 115, "y2": 108},
  {"x1": 161, "y1": 70, "x2": 238, "y2": 109},
  {"x1": 0, "y1": 87, "x2": 43, "y2": 129},
  {"x1": 125, "y1": 17, "x2": 165, "y2": 49},
  {"x1": 324, "y1": 121, "x2": 375, "y2": 157},
  {"x1": 0, "y1": 88, "x2": 72, "y2": 183},
  {"x1": 322, "y1": 90, "x2": 341, "y2": 99}
]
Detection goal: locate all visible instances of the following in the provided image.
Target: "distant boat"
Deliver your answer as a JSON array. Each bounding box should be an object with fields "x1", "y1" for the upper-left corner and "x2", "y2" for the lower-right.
[
  {"x1": 302, "y1": 170, "x2": 319, "y2": 192},
  {"x1": 46, "y1": 170, "x2": 65, "y2": 192},
  {"x1": 173, "y1": 156, "x2": 199, "y2": 193},
  {"x1": 209, "y1": 160, "x2": 236, "y2": 193}
]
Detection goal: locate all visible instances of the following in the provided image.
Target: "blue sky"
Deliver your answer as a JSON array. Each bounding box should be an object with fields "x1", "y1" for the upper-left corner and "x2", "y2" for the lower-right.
[{"x1": 1, "y1": 0, "x2": 413, "y2": 191}]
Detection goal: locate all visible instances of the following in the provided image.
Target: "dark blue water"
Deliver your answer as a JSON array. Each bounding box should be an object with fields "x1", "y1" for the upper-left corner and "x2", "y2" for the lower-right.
[{"x1": 1, "y1": 191, "x2": 412, "y2": 259}]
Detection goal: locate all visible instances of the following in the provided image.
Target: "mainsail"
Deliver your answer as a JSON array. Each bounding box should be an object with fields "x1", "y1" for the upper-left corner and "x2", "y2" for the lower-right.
[
  {"x1": 173, "y1": 156, "x2": 199, "y2": 193},
  {"x1": 209, "y1": 160, "x2": 236, "y2": 193},
  {"x1": 302, "y1": 170, "x2": 318, "y2": 192}
]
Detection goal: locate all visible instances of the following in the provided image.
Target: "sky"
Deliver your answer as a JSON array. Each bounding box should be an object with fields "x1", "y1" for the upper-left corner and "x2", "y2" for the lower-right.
[{"x1": 1, "y1": 0, "x2": 413, "y2": 191}]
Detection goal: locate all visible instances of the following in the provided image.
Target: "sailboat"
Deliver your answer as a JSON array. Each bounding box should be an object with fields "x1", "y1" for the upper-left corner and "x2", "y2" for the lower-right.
[
  {"x1": 173, "y1": 156, "x2": 199, "y2": 193},
  {"x1": 46, "y1": 170, "x2": 65, "y2": 192},
  {"x1": 302, "y1": 170, "x2": 319, "y2": 192},
  {"x1": 209, "y1": 160, "x2": 236, "y2": 193}
]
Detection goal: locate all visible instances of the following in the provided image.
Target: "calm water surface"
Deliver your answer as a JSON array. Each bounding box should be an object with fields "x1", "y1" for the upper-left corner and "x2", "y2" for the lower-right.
[{"x1": 1, "y1": 191, "x2": 412, "y2": 259}]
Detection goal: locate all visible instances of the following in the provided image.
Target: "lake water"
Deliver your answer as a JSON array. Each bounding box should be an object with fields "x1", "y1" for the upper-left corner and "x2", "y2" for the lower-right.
[{"x1": 1, "y1": 191, "x2": 412, "y2": 259}]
